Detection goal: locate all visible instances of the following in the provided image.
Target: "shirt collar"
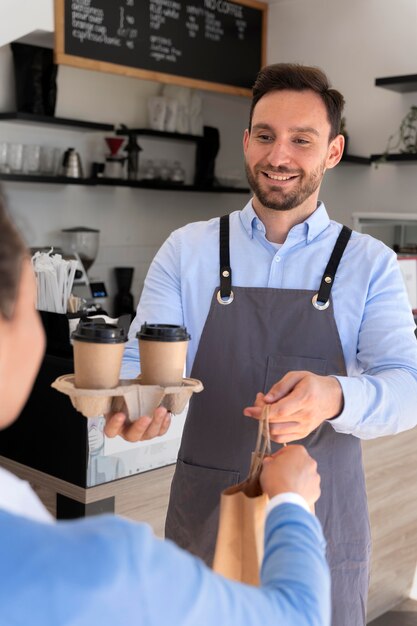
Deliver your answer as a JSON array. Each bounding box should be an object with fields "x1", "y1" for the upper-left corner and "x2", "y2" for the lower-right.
[{"x1": 240, "y1": 200, "x2": 330, "y2": 244}]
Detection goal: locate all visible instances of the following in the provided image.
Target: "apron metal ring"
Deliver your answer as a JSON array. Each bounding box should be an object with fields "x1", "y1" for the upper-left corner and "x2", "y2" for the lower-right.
[
  {"x1": 312, "y1": 293, "x2": 330, "y2": 311},
  {"x1": 217, "y1": 290, "x2": 234, "y2": 305}
]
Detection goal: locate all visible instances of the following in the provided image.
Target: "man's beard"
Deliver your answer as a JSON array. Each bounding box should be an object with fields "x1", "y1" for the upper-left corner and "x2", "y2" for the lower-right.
[{"x1": 244, "y1": 160, "x2": 326, "y2": 212}]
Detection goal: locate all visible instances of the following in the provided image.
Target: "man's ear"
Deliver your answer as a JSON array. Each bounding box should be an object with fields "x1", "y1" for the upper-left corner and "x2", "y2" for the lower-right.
[
  {"x1": 243, "y1": 128, "x2": 250, "y2": 154},
  {"x1": 326, "y1": 134, "x2": 345, "y2": 169}
]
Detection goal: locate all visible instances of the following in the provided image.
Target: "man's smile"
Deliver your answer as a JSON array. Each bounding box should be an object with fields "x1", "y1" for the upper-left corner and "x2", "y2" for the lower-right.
[
  {"x1": 260, "y1": 169, "x2": 300, "y2": 183},
  {"x1": 264, "y1": 172, "x2": 297, "y2": 181}
]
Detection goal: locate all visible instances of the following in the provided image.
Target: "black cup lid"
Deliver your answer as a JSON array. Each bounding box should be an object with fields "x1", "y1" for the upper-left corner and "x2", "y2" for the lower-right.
[
  {"x1": 72, "y1": 320, "x2": 127, "y2": 344},
  {"x1": 136, "y1": 323, "x2": 191, "y2": 342}
]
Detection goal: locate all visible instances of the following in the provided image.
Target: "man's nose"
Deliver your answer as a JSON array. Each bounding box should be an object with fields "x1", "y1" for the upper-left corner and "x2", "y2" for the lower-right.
[{"x1": 267, "y1": 141, "x2": 291, "y2": 167}]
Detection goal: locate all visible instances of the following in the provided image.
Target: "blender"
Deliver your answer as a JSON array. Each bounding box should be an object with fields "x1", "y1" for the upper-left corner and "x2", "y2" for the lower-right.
[{"x1": 61, "y1": 227, "x2": 107, "y2": 305}]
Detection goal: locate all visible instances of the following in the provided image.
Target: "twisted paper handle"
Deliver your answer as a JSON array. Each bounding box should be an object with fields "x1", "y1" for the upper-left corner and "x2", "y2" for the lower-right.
[{"x1": 248, "y1": 405, "x2": 272, "y2": 481}]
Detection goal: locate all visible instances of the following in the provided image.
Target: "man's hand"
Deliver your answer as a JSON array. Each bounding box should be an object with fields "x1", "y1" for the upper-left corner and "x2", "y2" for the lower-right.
[
  {"x1": 243, "y1": 371, "x2": 343, "y2": 444},
  {"x1": 104, "y1": 406, "x2": 171, "y2": 442},
  {"x1": 260, "y1": 445, "x2": 320, "y2": 508}
]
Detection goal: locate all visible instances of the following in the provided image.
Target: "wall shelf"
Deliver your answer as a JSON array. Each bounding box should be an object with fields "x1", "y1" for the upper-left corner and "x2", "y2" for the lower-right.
[
  {"x1": 0, "y1": 173, "x2": 250, "y2": 193},
  {"x1": 341, "y1": 154, "x2": 371, "y2": 165},
  {"x1": 370, "y1": 153, "x2": 417, "y2": 163},
  {"x1": 0, "y1": 112, "x2": 114, "y2": 131},
  {"x1": 116, "y1": 127, "x2": 203, "y2": 144},
  {"x1": 375, "y1": 74, "x2": 417, "y2": 93},
  {"x1": 0, "y1": 173, "x2": 94, "y2": 185}
]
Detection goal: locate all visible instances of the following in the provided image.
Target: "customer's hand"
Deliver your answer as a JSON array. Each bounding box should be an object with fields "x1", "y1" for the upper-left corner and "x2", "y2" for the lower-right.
[
  {"x1": 104, "y1": 407, "x2": 171, "y2": 442},
  {"x1": 260, "y1": 445, "x2": 320, "y2": 509},
  {"x1": 244, "y1": 371, "x2": 343, "y2": 443}
]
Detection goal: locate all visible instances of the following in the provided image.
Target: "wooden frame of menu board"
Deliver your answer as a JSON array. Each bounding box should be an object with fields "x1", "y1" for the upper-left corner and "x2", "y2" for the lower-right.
[{"x1": 54, "y1": 0, "x2": 267, "y2": 97}]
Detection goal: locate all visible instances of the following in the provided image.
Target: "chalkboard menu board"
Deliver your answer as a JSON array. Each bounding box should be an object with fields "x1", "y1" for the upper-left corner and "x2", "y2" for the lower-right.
[{"x1": 54, "y1": 0, "x2": 267, "y2": 96}]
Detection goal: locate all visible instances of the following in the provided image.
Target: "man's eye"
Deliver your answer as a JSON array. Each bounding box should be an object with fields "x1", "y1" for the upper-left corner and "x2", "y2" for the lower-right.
[
  {"x1": 257, "y1": 134, "x2": 273, "y2": 142},
  {"x1": 294, "y1": 138, "x2": 310, "y2": 145}
]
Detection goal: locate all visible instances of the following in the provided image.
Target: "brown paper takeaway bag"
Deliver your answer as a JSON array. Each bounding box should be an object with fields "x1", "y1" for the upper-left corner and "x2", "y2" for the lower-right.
[{"x1": 212, "y1": 408, "x2": 271, "y2": 586}]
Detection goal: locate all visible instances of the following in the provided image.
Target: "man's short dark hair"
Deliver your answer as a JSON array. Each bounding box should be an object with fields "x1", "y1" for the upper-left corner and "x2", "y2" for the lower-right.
[
  {"x1": 0, "y1": 192, "x2": 27, "y2": 319},
  {"x1": 249, "y1": 63, "x2": 345, "y2": 140}
]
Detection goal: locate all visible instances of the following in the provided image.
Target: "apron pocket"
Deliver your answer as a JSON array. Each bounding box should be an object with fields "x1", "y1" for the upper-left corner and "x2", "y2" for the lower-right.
[
  {"x1": 264, "y1": 354, "x2": 327, "y2": 391},
  {"x1": 165, "y1": 458, "x2": 240, "y2": 566}
]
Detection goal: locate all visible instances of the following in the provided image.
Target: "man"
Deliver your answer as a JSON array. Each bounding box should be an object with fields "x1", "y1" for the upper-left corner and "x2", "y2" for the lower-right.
[
  {"x1": 0, "y1": 195, "x2": 329, "y2": 624},
  {"x1": 106, "y1": 63, "x2": 417, "y2": 626}
]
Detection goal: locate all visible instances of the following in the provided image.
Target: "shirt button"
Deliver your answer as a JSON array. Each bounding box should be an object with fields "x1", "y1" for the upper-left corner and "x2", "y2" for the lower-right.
[
  {"x1": 257, "y1": 224, "x2": 263, "y2": 231},
  {"x1": 275, "y1": 256, "x2": 281, "y2": 262}
]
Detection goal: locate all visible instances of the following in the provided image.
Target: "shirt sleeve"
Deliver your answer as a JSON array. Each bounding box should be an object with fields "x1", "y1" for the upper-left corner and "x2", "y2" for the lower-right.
[
  {"x1": 330, "y1": 246, "x2": 417, "y2": 439},
  {"x1": 266, "y1": 491, "x2": 311, "y2": 515},
  {"x1": 0, "y1": 507, "x2": 330, "y2": 626}
]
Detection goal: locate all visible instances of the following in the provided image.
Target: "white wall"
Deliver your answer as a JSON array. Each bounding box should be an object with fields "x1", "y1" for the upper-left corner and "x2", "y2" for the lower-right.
[
  {"x1": 0, "y1": 0, "x2": 53, "y2": 48},
  {"x1": 267, "y1": 0, "x2": 417, "y2": 226},
  {"x1": 0, "y1": 44, "x2": 251, "y2": 312}
]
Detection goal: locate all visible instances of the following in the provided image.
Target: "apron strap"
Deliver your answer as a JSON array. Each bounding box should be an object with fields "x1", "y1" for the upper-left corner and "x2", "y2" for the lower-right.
[
  {"x1": 218, "y1": 214, "x2": 234, "y2": 304},
  {"x1": 313, "y1": 225, "x2": 352, "y2": 310}
]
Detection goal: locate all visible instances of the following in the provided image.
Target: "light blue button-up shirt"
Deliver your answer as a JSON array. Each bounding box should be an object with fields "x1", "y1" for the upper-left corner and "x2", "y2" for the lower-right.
[{"x1": 123, "y1": 201, "x2": 417, "y2": 439}]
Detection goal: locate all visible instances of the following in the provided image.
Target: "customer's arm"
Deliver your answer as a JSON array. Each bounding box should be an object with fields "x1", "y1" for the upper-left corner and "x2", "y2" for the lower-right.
[{"x1": 0, "y1": 448, "x2": 329, "y2": 626}]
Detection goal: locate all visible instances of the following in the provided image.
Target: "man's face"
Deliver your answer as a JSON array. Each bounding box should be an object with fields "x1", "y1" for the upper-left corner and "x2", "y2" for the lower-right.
[
  {"x1": 243, "y1": 89, "x2": 343, "y2": 214},
  {"x1": 0, "y1": 259, "x2": 45, "y2": 430}
]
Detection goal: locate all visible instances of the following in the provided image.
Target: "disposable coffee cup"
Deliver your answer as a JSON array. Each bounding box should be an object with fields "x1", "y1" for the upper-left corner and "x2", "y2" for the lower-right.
[
  {"x1": 72, "y1": 320, "x2": 127, "y2": 389},
  {"x1": 137, "y1": 323, "x2": 191, "y2": 386}
]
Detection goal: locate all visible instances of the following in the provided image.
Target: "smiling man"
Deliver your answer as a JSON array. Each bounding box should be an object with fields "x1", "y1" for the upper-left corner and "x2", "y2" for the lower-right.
[{"x1": 107, "y1": 63, "x2": 417, "y2": 626}]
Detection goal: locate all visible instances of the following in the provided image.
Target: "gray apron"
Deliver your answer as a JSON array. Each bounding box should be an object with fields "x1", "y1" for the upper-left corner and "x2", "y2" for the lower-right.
[{"x1": 166, "y1": 216, "x2": 371, "y2": 626}]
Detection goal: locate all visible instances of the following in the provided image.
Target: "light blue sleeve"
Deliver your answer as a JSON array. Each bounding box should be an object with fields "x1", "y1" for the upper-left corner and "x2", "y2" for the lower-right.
[
  {"x1": 330, "y1": 245, "x2": 417, "y2": 439},
  {"x1": 0, "y1": 506, "x2": 330, "y2": 626}
]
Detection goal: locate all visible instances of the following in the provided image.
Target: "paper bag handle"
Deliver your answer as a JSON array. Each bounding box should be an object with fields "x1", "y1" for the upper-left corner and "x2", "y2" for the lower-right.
[{"x1": 248, "y1": 405, "x2": 272, "y2": 481}]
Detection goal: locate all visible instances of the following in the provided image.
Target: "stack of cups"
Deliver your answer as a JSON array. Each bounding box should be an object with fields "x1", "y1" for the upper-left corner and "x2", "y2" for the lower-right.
[
  {"x1": 72, "y1": 320, "x2": 127, "y2": 389},
  {"x1": 137, "y1": 323, "x2": 191, "y2": 386}
]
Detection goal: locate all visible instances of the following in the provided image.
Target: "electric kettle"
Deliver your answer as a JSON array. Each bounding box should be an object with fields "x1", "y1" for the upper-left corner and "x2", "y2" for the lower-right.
[{"x1": 62, "y1": 148, "x2": 84, "y2": 178}]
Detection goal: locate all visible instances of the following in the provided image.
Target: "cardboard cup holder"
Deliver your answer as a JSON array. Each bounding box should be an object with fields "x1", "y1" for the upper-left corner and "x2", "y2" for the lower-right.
[{"x1": 51, "y1": 374, "x2": 204, "y2": 419}]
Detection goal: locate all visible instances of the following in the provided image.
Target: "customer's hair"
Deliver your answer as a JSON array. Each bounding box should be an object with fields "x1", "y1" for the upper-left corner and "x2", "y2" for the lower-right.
[
  {"x1": 0, "y1": 192, "x2": 27, "y2": 319},
  {"x1": 249, "y1": 63, "x2": 345, "y2": 140}
]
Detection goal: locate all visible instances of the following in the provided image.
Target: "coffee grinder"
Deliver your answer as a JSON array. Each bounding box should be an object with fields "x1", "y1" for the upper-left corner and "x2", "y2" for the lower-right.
[{"x1": 61, "y1": 227, "x2": 108, "y2": 306}]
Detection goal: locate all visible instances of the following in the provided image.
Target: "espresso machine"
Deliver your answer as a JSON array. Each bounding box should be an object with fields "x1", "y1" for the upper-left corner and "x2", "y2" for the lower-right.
[{"x1": 60, "y1": 227, "x2": 108, "y2": 306}]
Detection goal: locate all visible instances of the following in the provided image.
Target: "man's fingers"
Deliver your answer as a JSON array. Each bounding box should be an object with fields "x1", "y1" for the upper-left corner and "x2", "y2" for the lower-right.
[
  {"x1": 243, "y1": 406, "x2": 263, "y2": 419},
  {"x1": 104, "y1": 412, "x2": 128, "y2": 438},
  {"x1": 104, "y1": 406, "x2": 173, "y2": 442},
  {"x1": 269, "y1": 421, "x2": 300, "y2": 435},
  {"x1": 140, "y1": 407, "x2": 170, "y2": 441},
  {"x1": 264, "y1": 370, "x2": 307, "y2": 402},
  {"x1": 269, "y1": 432, "x2": 300, "y2": 444},
  {"x1": 121, "y1": 415, "x2": 153, "y2": 442},
  {"x1": 159, "y1": 412, "x2": 172, "y2": 436}
]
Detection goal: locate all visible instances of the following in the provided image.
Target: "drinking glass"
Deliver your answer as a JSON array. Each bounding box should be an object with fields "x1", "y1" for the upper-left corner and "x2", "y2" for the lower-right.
[
  {"x1": 23, "y1": 144, "x2": 41, "y2": 174},
  {"x1": 8, "y1": 143, "x2": 23, "y2": 172},
  {"x1": 0, "y1": 142, "x2": 9, "y2": 172},
  {"x1": 41, "y1": 146, "x2": 59, "y2": 174}
]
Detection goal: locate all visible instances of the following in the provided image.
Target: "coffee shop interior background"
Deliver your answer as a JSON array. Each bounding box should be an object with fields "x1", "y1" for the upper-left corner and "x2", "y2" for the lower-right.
[
  {"x1": 1, "y1": 0, "x2": 417, "y2": 622},
  {"x1": 0, "y1": 0, "x2": 416, "y2": 314}
]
